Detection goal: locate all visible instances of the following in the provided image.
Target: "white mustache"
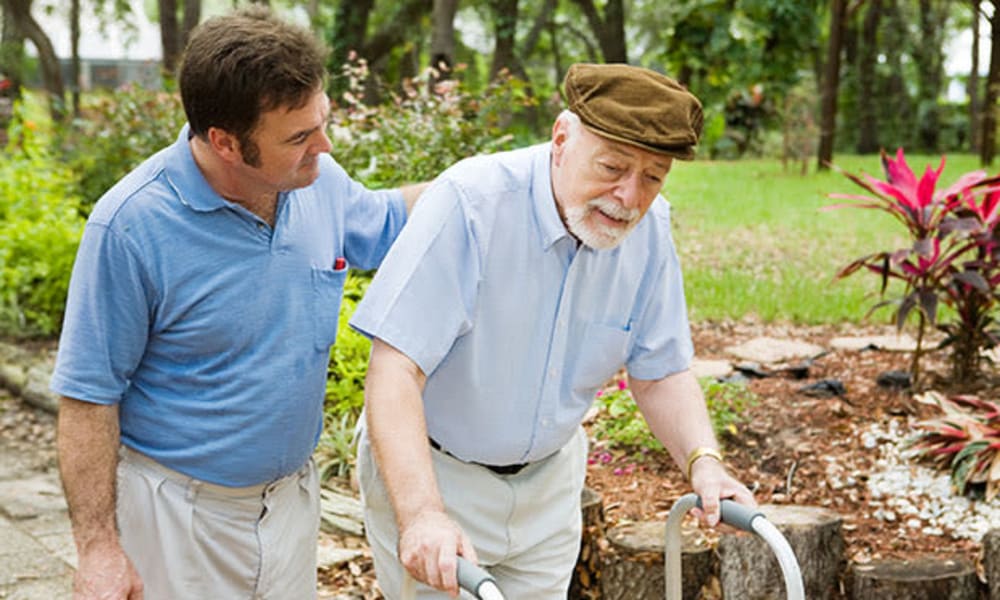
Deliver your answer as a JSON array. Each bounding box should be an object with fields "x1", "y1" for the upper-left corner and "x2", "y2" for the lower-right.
[{"x1": 588, "y1": 197, "x2": 640, "y2": 223}]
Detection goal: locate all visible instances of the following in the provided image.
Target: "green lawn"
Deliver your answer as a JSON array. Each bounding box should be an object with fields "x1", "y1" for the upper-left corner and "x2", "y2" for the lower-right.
[{"x1": 666, "y1": 154, "x2": 991, "y2": 325}]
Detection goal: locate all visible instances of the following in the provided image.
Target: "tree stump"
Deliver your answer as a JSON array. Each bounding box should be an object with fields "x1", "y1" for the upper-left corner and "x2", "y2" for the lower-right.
[
  {"x1": 848, "y1": 556, "x2": 980, "y2": 600},
  {"x1": 599, "y1": 520, "x2": 714, "y2": 600},
  {"x1": 986, "y1": 529, "x2": 1000, "y2": 600},
  {"x1": 570, "y1": 486, "x2": 606, "y2": 599},
  {"x1": 718, "y1": 504, "x2": 843, "y2": 600}
]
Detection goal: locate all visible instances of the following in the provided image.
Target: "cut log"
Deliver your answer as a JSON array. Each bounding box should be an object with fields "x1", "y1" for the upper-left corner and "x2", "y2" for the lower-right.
[
  {"x1": 599, "y1": 520, "x2": 714, "y2": 600},
  {"x1": 570, "y1": 485, "x2": 606, "y2": 600},
  {"x1": 986, "y1": 529, "x2": 1000, "y2": 600},
  {"x1": 319, "y1": 487, "x2": 364, "y2": 537},
  {"x1": 848, "y1": 556, "x2": 980, "y2": 600},
  {"x1": 718, "y1": 504, "x2": 843, "y2": 600}
]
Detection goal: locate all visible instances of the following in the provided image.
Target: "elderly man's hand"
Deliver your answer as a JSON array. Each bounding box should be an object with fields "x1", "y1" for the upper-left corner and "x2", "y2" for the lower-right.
[
  {"x1": 398, "y1": 509, "x2": 478, "y2": 597},
  {"x1": 689, "y1": 459, "x2": 756, "y2": 527}
]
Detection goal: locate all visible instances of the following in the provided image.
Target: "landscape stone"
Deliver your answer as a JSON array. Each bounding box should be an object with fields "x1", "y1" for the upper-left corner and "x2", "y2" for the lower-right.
[
  {"x1": 829, "y1": 333, "x2": 918, "y2": 352},
  {"x1": 690, "y1": 358, "x2": 733, "y2": 379},
  {"x1": 0, "y1": 473, "x2": 68, "y2": 519},
  {"x1": 724, "y1": 337, "x2": 825, "y2": 364}
]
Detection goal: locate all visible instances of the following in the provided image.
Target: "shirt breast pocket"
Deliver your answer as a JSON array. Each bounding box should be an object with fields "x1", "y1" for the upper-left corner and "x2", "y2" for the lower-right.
[
  {"x1": 572, "y1": 322, "x2": 632, "y2": 390},
  {"x1": 311, "y1": 264, "x2": 348, "y2": 351}
]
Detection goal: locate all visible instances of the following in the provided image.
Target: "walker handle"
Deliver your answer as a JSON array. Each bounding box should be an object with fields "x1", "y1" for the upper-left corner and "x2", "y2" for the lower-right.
[
  {"x1": 696, "y1": 496, "x2": 765, "y2": 532},
  {"x1": 457, "y1": 556, "x2": 504, "y2": 599}
]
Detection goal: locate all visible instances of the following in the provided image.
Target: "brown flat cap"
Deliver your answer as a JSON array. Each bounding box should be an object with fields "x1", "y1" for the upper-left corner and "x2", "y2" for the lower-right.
[{"x1": 564, "y1": 63, "x2": 703, "y2": 160}]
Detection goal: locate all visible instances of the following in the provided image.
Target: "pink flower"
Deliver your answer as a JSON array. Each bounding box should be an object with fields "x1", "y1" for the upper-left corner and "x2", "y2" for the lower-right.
[{"x1": 617, "y1": 379, "x2": 627, "y2": 391}]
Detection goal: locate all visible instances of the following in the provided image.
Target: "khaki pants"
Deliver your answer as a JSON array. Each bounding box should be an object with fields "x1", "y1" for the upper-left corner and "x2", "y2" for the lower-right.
[
  {"x1": 357, "y1": 427, "x2": 587, "y2": 599},
  {"x1": 116, "y1": 447, "x2": 320, "y2": 600}
]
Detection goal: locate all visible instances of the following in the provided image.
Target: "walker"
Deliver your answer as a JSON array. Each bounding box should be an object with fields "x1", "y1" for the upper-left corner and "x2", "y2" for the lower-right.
[
  {"x1": 664, "y1": 493, "x2": 805, "y2": 600},
  {"x1": 408, "y1": 494, "x2": 804, "y2": 600},
  {"x1": 400, "y1": 557, "x2": 505, "y2": 600}
]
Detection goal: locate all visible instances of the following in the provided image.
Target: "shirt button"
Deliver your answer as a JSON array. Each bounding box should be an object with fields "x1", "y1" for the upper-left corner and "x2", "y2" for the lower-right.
[{"x1": 549, "y1": 368, "x2": 557, "y2": 377}]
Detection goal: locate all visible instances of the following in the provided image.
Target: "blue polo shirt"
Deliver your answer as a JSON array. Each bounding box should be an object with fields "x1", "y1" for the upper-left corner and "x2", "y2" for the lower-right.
[
  {"x1": 51, "y1": 126, "x2": 406, "y2": 486},
  {"x1": 350, "y1": 143, "x2": 693, "y2": 466}
]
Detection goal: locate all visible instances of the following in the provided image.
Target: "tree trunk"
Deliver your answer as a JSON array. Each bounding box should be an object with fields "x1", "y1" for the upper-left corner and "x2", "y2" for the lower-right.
[
  {"x1": 0, "y1": 6, "x2": 25, "y2": 101},
  {"x1": 985, "y1": 529, "x2": 1000, "y2": 600},
  {"x1": 329, "y1": 0, "x2": 373, "y2": 97},
  {"x1": 982, "y1": 0, "x2": 1000, "y2": 166},
  {"x1": 856, "y1": 0, "x2": 881, "y2": 154},
  {"x1": 489, "y1": 0, "x2": 521, "y2": 81},
  {"x1": 569, "y1": 0, "x2": 627, "y2": 63},
  {"x1": 521, "y1": 0, "x2": 557, "y2": 61},
  {"x1": 817, "y1": 0, "x2": 846, "y2": 171},
  {"x1": 914, "y1": 0, "x2": 946, "y2": 152},
  {"x1": 70, "y1": 0, "x2": 81, "y2": 115},
  {"x1": 600, "y1": 520, "x2": 715, "y2": 600},
  {"x1": 547, "y1": 17, "x2": 563, "y2": 91},
  {"x1": 849, "y1": 557, "x2": 980, "y2": 599},
  {"x1": 718, "y1": 505, "x2": 844, "y2": 600},
  {"x1": 430, "y1": 0, "x2": 459, "y2": 76},
  {"x1": 158, "y1": 0, "x2": 181, "y2": 76},
  {"x1": 2, "y1": 0, "x2": 65, "y2": 121},
  {"x1": 569, "y1": 486, "x2": 605, "y2": 600},
  {"x1": 882, "y1": 0, "x2": 912, "y2": 149},
  {"x1": 361, "y1": 0, "x2": 432, "y2": 70},
  {"x1": 970, "y1": 0, "x2": 982, "y2": 153},
  {"x1": 181, "y1": 0, "x2": 201, "y2": 53}
]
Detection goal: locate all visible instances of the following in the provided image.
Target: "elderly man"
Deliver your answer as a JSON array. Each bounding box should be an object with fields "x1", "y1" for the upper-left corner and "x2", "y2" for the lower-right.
[{"x1": 350, "y1": 63, "x2": 755, "y2": 598}]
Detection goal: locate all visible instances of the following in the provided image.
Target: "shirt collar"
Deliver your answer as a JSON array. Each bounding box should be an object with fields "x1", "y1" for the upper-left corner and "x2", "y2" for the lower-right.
[
  {"x1": 530, "y1": 142, "x2": 573, "y2": 250},
  {"x1": 162, "y1": 124, "x2": 230, "y2": 213}
]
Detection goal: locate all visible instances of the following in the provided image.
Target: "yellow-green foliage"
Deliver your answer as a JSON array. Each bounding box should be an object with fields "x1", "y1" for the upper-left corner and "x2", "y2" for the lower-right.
[{"x1": 0, "y1": 105, "x2": 85, "y2": 337}]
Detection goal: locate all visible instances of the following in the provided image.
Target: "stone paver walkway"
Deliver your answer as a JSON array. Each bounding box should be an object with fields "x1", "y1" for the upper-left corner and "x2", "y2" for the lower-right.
[{"x1": 0, "y1": 426, "x2": 74, "y2": 599}]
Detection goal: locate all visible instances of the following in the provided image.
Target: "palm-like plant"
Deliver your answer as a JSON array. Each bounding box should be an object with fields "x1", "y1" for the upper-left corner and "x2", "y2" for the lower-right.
[
  {"x1": 826, "y1": 149, "x2": 1000, "y2": 384},
  {"x1": 909, "y1": 391, "x2": 1000, "y2": 500}
]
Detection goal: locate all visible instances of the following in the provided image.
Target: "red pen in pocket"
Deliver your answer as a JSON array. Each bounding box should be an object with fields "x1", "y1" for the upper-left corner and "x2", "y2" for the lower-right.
[{"x1": 334, "y1": 257, "x2": 346, "y2": 270}]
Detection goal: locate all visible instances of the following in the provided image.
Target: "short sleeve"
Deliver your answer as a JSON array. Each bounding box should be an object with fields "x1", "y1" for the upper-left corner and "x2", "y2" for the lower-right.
[
  {"x1": 332, "y1": 159, "x2": 408, "y2": 271},
  {"x1": 50, "y1": 223, "x2": 154, "y2": 404},
  {"x1": 349, "y1": 179, "x2": 480, "y2": 375},
  {"x1": 625, "y1": 222, "x2": 694, "y2": 380}
]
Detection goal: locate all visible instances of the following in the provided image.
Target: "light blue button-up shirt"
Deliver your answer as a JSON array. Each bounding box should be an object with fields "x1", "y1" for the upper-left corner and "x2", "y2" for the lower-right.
[
  {"x1": 51, "y1": 126, "x2": 407, "y2": 486},
  {"x1": 350, "y1": 142, "x2": 693, "y2": 466}
]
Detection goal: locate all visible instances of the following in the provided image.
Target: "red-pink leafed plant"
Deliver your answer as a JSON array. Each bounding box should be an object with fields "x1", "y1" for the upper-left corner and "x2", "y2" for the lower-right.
[
  {"x1": 826, "y1": 148, "x2": 1000, "y2": 385},
  {"x1": 909, "y1": 392, "x2": 1000, "y2": 500}
]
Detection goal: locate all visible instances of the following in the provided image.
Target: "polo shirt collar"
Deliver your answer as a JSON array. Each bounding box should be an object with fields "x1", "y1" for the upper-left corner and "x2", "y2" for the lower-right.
[
  {"x1": 162, "y1": 124, "x2": 230, "y2": 213},
  {"x1": 531, "y1": 142, "x2": 573, "y2": 250}
]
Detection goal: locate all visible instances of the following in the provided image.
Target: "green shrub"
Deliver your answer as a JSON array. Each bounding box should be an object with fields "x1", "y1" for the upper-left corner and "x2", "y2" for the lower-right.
[
  {"x1": 591, "y1": 375, "x2": 757, "y2": 457},
  {"x1": 60, "y1": 85, "x2": 185, "y2": 213},
  {"x1": 0, "y1": 104, "x2": 85, "y2": 337},
  {"x1": 328, "y1": 59, "x2": 530, "y2": 187},
  {"x1": 315, "y1": 272, "x2": 373, "y2": 481}
]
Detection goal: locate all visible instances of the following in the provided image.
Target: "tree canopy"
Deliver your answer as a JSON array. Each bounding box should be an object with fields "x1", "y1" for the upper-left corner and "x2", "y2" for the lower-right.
[{"x1": 1, "y1": 0, "x2": 998, "y2": 164}]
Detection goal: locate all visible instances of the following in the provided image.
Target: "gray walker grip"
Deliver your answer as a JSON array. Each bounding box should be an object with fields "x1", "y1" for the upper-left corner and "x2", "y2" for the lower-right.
[
  {"x1": 696, "y1": 496, "x2": 764, "y2": 532},
  {"x1": 666, "y1": 493, "x2": 805, "y2": 600},
  {"x1": 456, "y1": 557, "x2": 498, "y2": 597}
]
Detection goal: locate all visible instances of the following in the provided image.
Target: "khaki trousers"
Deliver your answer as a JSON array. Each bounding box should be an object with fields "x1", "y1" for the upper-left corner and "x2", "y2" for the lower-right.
[
  {"x1": 357, "y1": 427, "x2": 588, "y2": 599},
  {"x1": 116, "y1": 446, "x2": 320, "y2": 600}
]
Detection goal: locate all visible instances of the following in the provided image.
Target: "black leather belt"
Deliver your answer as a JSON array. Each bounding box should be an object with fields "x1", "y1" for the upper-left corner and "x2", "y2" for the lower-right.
[{"x1": 428, "y1": 437, "x2": 530, "y2": 475}]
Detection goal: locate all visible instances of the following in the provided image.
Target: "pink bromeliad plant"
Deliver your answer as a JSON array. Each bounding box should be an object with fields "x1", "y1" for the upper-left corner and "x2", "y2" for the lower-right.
[
  {"x1": 908, "y1": 392, "x2": 1000, "y2": 500},
  {"x1": 826, "y1": 148, "x2": 1000, "y2": 385}
]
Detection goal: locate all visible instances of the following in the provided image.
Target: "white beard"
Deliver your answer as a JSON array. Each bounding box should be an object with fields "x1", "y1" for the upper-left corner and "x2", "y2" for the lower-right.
[{"x1": 564, "y1": 197, "x2": 641, "y2": 250}]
